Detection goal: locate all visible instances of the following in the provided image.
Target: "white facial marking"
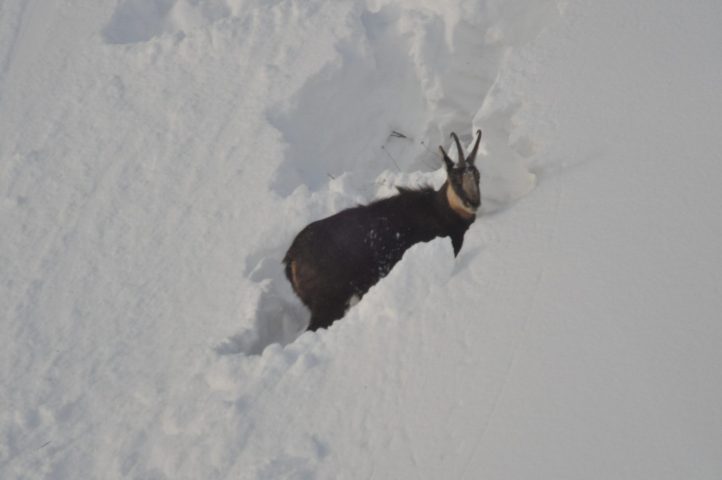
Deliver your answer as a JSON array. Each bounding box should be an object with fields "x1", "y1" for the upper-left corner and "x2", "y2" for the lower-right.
[{"x1": 447, "y1": 184, "x2": 477, "y2": 218}]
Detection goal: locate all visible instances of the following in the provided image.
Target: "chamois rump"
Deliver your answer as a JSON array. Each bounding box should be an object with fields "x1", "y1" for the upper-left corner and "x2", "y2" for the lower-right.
[{"x1": 284, "y1": 130, "x2": 483, "y2": 331}]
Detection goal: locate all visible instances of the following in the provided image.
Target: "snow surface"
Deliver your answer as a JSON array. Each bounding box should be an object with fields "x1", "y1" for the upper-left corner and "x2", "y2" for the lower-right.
[{"x1": 2, "y1": 0, "x2": 722, "y2": 478}]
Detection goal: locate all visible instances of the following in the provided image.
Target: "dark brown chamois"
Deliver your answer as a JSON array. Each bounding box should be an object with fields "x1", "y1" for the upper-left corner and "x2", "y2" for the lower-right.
[{"x1": 284, "y1": 130, "x2": 482, "y2": 331}]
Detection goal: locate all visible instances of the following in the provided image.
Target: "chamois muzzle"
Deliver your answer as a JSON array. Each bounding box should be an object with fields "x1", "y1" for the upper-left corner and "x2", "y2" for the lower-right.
[{"x1": 461, "y1": 171, "x2": 481, "y2": 208}]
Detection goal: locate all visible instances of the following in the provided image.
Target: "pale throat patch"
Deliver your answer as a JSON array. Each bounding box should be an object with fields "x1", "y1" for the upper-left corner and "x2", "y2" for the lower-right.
[{"x1": 446, "y1": 184, "x2": 477, "y2": 219}]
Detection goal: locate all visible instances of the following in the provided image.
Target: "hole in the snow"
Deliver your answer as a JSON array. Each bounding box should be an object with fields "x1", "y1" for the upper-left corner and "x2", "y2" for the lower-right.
[
  {"x1": 215, "y1": 253, "x2": 307, "y2": 356},
  {"x1": 266, "y1": 5, "x2": 431, "y2": 197},
  {"x1": 102, "y1": 0, "x2": 231, "y2": 45},
  {"x1": 102, "y1": 0, "x2": 176, "y2": 44},
  {"x1": 214, "y1": 290, "x2": 307, "y2": 356}
]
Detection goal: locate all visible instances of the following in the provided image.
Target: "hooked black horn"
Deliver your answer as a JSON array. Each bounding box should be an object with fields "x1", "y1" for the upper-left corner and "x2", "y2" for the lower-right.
[
  {"x1": 451, "y1": 132, "x2": 465, "y2": 166},
  {"x1": 467, "y1": 129, "x2": 482, "y2": 165},
  {"x1": 438, "y1": 145, "x2": 454, "y2": 170}
]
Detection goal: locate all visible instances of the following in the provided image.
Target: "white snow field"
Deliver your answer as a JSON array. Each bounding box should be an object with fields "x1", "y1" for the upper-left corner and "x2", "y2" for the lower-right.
[{"x1": 2, "y1": 0, "x2": 722, "y2": 478}]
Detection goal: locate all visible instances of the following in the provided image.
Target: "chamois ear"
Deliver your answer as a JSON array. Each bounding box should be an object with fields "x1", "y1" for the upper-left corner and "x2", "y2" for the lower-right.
[
  {"x1": 466, "y1": 129, "x2": 482, "y2": 165},
  {"x1": 438, "y1": 146, "x2": 454, "y2": 171}
]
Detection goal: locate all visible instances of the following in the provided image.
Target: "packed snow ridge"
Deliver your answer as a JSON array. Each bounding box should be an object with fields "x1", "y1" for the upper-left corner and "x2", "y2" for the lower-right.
[{"x1": 3, "y1": 0, "x2": 722, "y2": 478}]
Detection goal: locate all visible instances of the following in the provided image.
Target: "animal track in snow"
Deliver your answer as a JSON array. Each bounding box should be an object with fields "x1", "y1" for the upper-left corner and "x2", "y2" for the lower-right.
[
  {"x1": 267, "y1": 5, "x2": 432, "y2": 196},
  {"x1": 102, "y1": 0, "x2": 230, "y2": 44}
]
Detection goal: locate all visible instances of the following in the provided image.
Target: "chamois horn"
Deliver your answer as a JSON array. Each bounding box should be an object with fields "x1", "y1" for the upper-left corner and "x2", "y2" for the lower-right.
[
  {"x1": 438, "y1": 144, "x2": 454, "y2": 170},
  {"x1": 467, "y1": 129, "x2": 482, "y2": 165},
  {"x1": 451, "y1": 132, "x2": 465, "y2": 166}
]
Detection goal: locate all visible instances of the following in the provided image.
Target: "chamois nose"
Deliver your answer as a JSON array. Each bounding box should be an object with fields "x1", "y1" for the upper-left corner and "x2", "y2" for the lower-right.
[{"x1": 462, "y1": 173, "x2": 480, "y2": 207}]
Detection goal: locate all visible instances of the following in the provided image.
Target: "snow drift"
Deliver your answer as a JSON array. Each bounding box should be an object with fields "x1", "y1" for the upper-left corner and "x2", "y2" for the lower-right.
[{"x1": 2, "y1": 0, "x2": 721, "y2": 478}]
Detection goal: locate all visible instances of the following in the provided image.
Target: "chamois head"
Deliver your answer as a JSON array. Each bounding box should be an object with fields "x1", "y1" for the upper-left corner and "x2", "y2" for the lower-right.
[{"x1": 440, "y1": 129, "x2": 482, "y2": 218}]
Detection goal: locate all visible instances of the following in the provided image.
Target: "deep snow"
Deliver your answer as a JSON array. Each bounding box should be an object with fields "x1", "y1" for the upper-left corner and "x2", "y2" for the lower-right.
[{"x1": 2, "y1": 0, "x2": 722, "y2": 478}]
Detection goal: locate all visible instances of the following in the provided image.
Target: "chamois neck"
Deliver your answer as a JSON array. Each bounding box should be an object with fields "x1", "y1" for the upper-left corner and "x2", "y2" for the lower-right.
[{"x1": 440, "y1": 182, "x2": 477, "y2": 221}]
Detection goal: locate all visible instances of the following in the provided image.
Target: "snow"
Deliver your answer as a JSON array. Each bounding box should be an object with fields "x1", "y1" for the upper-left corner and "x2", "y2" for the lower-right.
[{"x1": 2, "y1": 0, "x2": 721, "y2": 478}]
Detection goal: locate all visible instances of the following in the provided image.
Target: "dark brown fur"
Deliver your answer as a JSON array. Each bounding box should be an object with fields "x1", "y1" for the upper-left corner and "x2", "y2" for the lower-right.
[{"x1": 284, "y1": 130, "x2": 482, "y2": 331}]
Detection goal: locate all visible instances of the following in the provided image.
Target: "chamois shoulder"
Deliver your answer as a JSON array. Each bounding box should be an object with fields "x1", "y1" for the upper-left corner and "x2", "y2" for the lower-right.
[
  {"x1": 358, "y1": 185, "x2": 437, "y2": 216},
  {"x1": 364, "y1": 185, "x2": 435, "y2": 207},
  {"x1": 364, "y1": 185, "x2": 435, "y2": 203},
  {"x1": 395, "y1": 185, "x2": 435, "y2": 196}
]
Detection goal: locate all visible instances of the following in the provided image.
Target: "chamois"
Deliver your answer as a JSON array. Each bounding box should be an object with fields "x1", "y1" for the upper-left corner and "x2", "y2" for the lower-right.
[{"x1": 284, "y1": 130, "x2": 482, "y2": 331}]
